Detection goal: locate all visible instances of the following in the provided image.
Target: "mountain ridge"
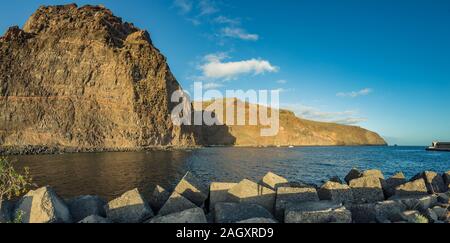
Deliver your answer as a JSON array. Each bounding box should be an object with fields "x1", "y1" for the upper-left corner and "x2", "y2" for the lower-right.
[
  {"x1": 0, "y1": 4, "x2": 386, "y2": 154},
  {"x1": 196, "y1": 99, "x2": 387, "y2": 147}
]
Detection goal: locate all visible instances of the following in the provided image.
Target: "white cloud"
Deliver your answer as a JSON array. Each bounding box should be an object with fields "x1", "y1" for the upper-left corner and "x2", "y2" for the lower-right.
[
  {"x1": 221, "y1": 27, "x2": 259, "y2": 41},
  {"x1": 203, "y1": 52, "x2": 229, "y2": 62},
  {"x1": 337, "y1": 88, "x2": 372, "y2": 98},
  {"x1": 187, "y1": 18, "x2": 201, "y2": 26},
  {"x1": 173, "y1": 0, "x2": 193, "y2": 14},
  {"x1": 282, "y1": 104, "x2": 367, "y2": 125},
  {"x1": 331, "y1": 117, "x2": 368, "y2": 125},
  {"x1": 295, "y1": 105, "x2": 357, "y2": 120},
  {"x1": 200, "y1": 53, "x2": 279, "y2": 79},
  {"x1": 172, "y1": 1, "x2": 259, "y2": 43},
  {"x1": 198, "y1": 0, "x2": 219, "y2": 16},
  {"x1": 277, "y1": 79, "x2": 287, "y2": 84},
  {"x1": 173, "y1": 0, "x2": 217, "y2": 16},
  {"x1": 214, "y1": 16, "x2": 240, "y2": 25}
]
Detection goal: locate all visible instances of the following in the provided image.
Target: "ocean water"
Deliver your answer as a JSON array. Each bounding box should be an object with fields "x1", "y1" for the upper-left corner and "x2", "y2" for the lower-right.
[{"x1": 10, "y1": 146, "x2": 450, "y2": 200}]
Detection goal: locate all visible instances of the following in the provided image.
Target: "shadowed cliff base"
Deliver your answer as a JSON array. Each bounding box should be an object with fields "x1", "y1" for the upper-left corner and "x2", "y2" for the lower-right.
[{"x1": 0, "y1": 4, "x2": 385, "y2": 155}]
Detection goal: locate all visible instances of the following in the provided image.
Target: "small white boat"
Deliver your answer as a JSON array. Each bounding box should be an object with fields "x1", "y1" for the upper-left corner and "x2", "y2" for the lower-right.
[{"x1": 427, "y1": 142, "x2": 450, "y2": 152}]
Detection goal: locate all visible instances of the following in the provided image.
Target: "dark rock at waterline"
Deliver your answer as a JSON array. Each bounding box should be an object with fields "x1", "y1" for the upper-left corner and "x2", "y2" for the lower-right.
[
  {"x1": 214, "y1": 202, "x2": 274, "y2": 223},
  {"x1": 68, "y1": 195, "x2": 107, "y2": 222},
  {"x1": 320, "y1": 177, "x2": 343, "y2": 186},
  {"x1": 284, "y1": 180, "x2": 319, "y2": 189},
  {"x1": 328, "y1": 176, "x2": 343, "y2": 184},
  {"x1": 344, "y1": 168, "x2": 362, "y2": 184}
]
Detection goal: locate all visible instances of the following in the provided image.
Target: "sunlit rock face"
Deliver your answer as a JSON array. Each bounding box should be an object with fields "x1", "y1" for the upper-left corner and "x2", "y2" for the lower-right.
[
  {"x1": 195, "y1": 99, "x2": 387, "y2": 147},
  {"x1": 0, "y1": 4, "x2": 199, "y2": 151},
  {"x1": 0, "y1": 4, "x2": 385, "y2": 153}
]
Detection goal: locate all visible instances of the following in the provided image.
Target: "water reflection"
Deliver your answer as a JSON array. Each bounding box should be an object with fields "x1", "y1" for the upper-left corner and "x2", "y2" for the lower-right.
[
  {"x1": 11, "y1": 146, "x2": 450, "y2": 200},
  {"x1": 13, "y1": 151, "x2": 192, "y2": 200}
]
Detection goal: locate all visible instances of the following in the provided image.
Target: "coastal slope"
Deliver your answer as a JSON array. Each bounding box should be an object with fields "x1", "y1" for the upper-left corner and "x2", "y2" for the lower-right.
[
  {"x1": 0, "y1": 4, "x2": 385, "y2": 153},
  {"x1": 196, "y1": 99, "x2": 386, "y2": 146}
]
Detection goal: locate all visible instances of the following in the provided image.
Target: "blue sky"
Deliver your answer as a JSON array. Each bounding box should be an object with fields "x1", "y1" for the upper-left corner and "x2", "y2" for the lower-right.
[{"x1": 1, "y1": 0, "x2": 450, "y2": 145}]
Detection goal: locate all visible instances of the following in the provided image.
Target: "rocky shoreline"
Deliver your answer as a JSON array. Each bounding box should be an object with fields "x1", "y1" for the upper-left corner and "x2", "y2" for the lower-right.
[
  {"x1": 1, "y1": 169, "x2": 449, "y2": 224},
  {"x1": 0, "y1": 145, "x2": 389, "y2": 156},
  {"x1": 0, "y1": 145, "x2": 201, "y2": 156}
]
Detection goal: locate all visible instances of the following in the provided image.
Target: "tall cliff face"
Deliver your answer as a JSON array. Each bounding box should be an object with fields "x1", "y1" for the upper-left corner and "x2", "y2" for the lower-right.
[
  {"x1": 0, "y1": 4, "x2": 199, "y2": 150},
  {"x1": 196, "y1": 99, "x2": 387, "y2": 147},
  {"x1": 0, "y1": 4, "x2": 385, "y2": 153}
]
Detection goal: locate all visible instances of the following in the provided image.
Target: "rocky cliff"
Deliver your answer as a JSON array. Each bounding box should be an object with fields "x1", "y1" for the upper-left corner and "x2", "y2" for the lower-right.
[
  {"x1": 196, "y1": 99, "x2": 386, "y2": 146},
  {"x1": 0, "y1": 4, "x2": 385, "y2": 154},
  {"x1": 0, "y1": 4, "x2": 199, "y2": 152}
]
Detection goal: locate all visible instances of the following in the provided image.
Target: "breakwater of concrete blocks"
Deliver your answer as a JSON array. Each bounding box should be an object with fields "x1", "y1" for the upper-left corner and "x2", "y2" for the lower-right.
[{"x1": 1, "y1": 169, "x2": 449, "y2": 223}]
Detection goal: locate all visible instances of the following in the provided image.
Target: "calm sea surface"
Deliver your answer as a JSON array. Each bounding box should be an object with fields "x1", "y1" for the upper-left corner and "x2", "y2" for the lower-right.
[{"x1": 11, "y1": 146, "x2": 450, "y2": 200}]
